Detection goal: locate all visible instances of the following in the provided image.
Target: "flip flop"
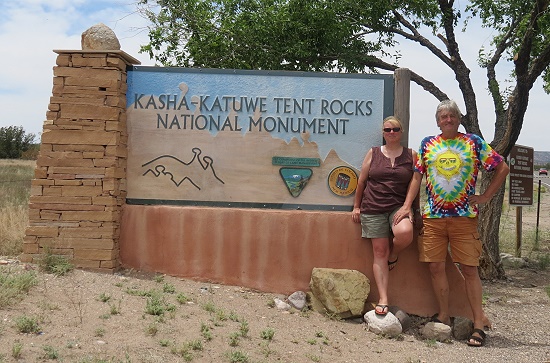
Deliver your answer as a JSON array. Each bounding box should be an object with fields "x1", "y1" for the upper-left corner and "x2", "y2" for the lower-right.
[
  {"x1": 388, "y1": 257, "x2": 398, "y2": 271},
  {"x1": 467, "y1": 328, "x2": 486, "y2": 347},
  {"x1": 375, "y1": 304, "x2": 388, "y2": 316}
]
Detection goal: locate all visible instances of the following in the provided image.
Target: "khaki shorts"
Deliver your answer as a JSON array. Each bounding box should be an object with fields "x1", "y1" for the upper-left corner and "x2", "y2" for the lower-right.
[
  {"x1": 418, "y1": 217, "x2": 481, "y2": 266},
  {"x1": 360, "y1": 207, "x2": 400, "y2": 239}
]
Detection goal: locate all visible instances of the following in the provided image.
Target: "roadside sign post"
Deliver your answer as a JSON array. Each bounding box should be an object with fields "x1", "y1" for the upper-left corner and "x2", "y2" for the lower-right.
[{"x1": 508, "y1": 145, "x2": 534, "y2": 257}]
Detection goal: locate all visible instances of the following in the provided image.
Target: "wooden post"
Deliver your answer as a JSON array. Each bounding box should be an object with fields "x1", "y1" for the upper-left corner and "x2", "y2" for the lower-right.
[{"x1": 394, "y1": 68, "x2": 411, "y2": 147}]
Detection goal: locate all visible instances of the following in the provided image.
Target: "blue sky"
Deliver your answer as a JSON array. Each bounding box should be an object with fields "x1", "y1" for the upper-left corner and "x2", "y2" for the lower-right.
[{"x1": 0, "y1": 0, "x2": 548, "y2": 152}]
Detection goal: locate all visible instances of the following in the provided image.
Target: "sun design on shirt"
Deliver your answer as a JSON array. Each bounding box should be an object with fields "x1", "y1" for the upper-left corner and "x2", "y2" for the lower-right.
[{"x1": 435, "y1": 150, "x2": 462, "y2": 179}]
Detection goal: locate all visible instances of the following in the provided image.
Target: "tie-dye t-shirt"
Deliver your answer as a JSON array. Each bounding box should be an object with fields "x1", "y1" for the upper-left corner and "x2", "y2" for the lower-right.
[{"x1": 415, "y1": 133, "x2": 504, "y2": 218}]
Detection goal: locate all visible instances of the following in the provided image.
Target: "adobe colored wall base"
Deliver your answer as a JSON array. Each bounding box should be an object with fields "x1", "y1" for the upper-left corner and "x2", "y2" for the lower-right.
[{"x1": 120, "y1": 204, "x2": 473, "y2": 319}]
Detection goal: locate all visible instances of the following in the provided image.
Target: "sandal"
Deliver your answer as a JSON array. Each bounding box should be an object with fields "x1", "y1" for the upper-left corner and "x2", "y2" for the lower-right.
[
  {"x1": 430, "y1": 313, "x2": 451, "y2": 326},
  {"x1": 467, "y1": 328, "x2": 486, "y2": 347},
  {"x1": 388, "y1": 258, "x2": 398, "y2": 271},
  {"x1": 374, "y1": 304, "x2": 388, "y2": 316}
]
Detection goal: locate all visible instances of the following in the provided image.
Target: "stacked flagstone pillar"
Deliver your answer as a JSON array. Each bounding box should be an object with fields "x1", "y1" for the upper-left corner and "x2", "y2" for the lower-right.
[{"x1": 21, "y1": 46, "x2": 139, "y2": 272}]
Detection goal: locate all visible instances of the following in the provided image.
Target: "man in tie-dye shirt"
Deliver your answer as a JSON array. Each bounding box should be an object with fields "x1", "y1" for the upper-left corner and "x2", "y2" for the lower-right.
[{"x1": 398, "y1": 100, "x2": 509, "y2": 347}]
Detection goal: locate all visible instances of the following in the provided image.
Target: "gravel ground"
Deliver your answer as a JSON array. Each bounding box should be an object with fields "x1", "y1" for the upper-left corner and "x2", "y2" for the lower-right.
[{"x1": 0, "y1": 259, "x2": 549, "y2": 363}]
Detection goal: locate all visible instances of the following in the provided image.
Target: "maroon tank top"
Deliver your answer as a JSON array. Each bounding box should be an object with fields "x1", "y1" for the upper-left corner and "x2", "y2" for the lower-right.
[{"x1": 360, "y1": 146, "x2": 413, "y2": 214}]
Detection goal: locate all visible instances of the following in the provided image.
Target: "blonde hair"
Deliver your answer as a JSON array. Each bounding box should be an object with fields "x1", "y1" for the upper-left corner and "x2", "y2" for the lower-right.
[{"x1": 383, "y1": 116, "x2": 403, "y2": 130}]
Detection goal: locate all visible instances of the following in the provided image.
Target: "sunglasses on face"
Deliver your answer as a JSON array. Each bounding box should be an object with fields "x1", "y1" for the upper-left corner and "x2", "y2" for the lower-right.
[{"x1": 383, "y1": 127, "x2": 401, "y2": 132}]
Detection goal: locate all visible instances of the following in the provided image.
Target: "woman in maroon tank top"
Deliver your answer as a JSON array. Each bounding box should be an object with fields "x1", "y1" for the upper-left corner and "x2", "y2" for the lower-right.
[{"x1": 351, "y1": 116, "x2": 418, "y2": 316}]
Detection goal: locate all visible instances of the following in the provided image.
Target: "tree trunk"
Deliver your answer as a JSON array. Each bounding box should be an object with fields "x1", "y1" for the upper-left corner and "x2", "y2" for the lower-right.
[{"x1": 477, "y1": 172, "x2": 507, "y2": 280}]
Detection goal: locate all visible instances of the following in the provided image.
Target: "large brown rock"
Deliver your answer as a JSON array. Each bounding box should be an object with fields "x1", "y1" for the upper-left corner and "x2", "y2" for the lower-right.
[
  {"x1": 81, "y1": 23, "x2": 121, "y2": 50},
  {"x1": 309, "y1": 267, "x2": 370, "y2": 319}
]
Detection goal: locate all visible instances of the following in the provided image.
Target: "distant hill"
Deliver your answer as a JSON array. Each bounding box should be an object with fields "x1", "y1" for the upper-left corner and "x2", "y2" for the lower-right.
[{"x1": 534, "y1": 151, "x2": 550, "y2": 166}]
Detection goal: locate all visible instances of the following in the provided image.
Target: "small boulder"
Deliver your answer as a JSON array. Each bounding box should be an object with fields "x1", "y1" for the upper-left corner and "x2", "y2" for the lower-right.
[
  {"x1": 287, "y1": 291, "x2": 307, "y2": 310},
  {"x1": 388, "y1": 306, "x2": 412, "y2": 332},
  {"x1": 364, "y1": 310, "x2": 402, "y2": 337},
  {"x1": 420, "y1": 321, "x2": 452, "y2": 341},
  {"x1": 452, "y1": 316, "x2": 474, "y2": 340},
  {"x1": 309, "y1": 268, "x2": 370, "y2": 319},
  {"x1": 81, "y1": 23, "x2": 121, "y2": 50}
]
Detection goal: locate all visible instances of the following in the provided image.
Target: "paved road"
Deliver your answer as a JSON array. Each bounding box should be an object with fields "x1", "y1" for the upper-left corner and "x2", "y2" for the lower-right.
[{"x1": 534, "y1": 174, "x2": 550, "y2": 188}]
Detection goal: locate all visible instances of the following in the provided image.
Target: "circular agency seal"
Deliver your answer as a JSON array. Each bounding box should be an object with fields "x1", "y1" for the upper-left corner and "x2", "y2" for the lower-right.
[{"x1": 328, "y1": 166, "x2": 358, "y2": 197}]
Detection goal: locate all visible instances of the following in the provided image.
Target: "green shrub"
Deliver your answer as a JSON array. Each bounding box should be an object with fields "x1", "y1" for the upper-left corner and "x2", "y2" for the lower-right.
[{"x1": 15, "y1": 315, "x2": 40, "y2": 334}]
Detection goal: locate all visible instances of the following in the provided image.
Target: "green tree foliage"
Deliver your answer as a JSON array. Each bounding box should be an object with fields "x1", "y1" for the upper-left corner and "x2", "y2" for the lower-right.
[
  {"x1": 137, "y1": 0, "x2": 550, "y2": 278},
  {"x1": 137, "y1": 0, "x2": 549, "y2": 152},
  {"x1": 0, "y1": 126, "x2": 36, "y2": 159}
]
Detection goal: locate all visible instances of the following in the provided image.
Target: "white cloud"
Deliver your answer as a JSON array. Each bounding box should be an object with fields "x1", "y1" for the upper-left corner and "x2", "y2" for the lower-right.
[{"x1": 0, "y1": 1, "x2": 547, "y2": 151}]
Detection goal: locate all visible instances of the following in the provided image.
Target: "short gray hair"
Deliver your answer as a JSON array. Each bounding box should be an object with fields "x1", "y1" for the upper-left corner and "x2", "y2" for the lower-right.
[{"x1": 435, "y1": 99, "x2": 461, "y2": 121}]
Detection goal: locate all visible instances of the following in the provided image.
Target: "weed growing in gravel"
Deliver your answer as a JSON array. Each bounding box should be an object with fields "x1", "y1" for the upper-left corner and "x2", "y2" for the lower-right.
[
  {"x1": 39, "y1": 300, "x2": 59, "y2": 311},
  {"x1": 163, "y1": 282, "x2": 176, "y2": 293},
  {"x1": 306, "y1": 353, "x2": 321, "y2": 362},
  {"x1": 323, "y1": 310, "x2": 342, "y2": 321},
  {"x1": 202, "y1": 301, "x2": 216, "y2": 313},
  {"x1": 226, "y1": 350, "x2": 249, "y2": 363},
  {"x1": 171, "y1": 343, "x2": 193, "y2": 361},
  {"x1": 229, "y1": 332, "x2": 240, "y2": 347},
  {"x1": 145, "y1": 291, "x2": 169, "y2": 316},
  {"x1": 535, "y1": 253, "x2": 550, "y2": 270},
  {"x1": 176, "y1": 292, "x2": 190, "y2": 304},
  {"x1": 98, "y1": 292, "x2": 111, "y2": 303},
  {"x1": 94, "y1": 327, "x2": 105, "y2": 337},
  {"x1": 259, "y1": 341, "x2": 276, "y2": 358},
  {"x1": 239, "y1": 321, "x2": 249, "y2": 337},
  {"x1": 187, "y1": 339, "x2": 203, "y2": 351},
  {"x1": 260, "y1": 327, "x2": 275, "y2": 341},
  {"x1": 38, "y1": 249, "x2": 74, "y2": 276},
  {"x1": 0, "y1": 267, "x2": 37, "y2": 308},
  {"x1": 109, "y1": 300, "x2": 121, "y2": 315},
  {"x1": 15, "y1": 315, "x2": 40, "y2": 333},
  {"x1": 145, "y1": 322, "x2": 159, "y2": 336},
  {"x1": 125, "y1": 287, "x2": 153, "y2": 297},
  {"x1": 425, "y1": 338, "x2": 437, "y2": 348},
  {"x1": 201, "y1": 323, "x2": 213, "y2": 341},
  {"x1": 228, "y1": 311, "x2": 240, "y2": 321},
  {"x1": 11, "y1": 341, "x2": 22, "y2": 359},
  {"x1": 545, "y1": 285, "x2": 550, "y2": 298},
  {"x1": 159, "y1": 339, "x2": 171, "y2": 347},
  {"x1": 41, "y1": 345, "x2": 59, "y2": 360},
  {"x1": 216, "y1": 308, "x2": 228, "y2": 322}
]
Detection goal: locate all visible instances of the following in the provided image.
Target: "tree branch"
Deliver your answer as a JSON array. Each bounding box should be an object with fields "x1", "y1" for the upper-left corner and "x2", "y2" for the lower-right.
[{"x1": 437, "y1": 0, "x2": 481, "y2": 136}]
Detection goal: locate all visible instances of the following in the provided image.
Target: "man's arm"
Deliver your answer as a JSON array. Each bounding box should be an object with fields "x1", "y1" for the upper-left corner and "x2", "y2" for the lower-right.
[{"x1": 470, "y1": 161, "x2": 510, "y2": 205}]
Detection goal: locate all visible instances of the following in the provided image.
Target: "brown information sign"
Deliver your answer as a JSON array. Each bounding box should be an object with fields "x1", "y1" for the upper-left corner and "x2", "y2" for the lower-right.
[{"x1": 509, "y1": 145, "x2": 534, "y2": 206}]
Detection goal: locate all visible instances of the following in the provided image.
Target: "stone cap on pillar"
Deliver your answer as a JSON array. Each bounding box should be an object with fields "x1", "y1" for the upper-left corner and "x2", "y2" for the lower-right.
[{"x1": 52, "y1": 49, "x2": 141, "y2": 66}]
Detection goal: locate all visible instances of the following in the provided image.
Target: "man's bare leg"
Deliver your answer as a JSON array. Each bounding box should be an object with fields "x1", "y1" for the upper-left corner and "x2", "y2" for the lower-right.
[{"x1": 428, "y1": 261, "x2": 451, "y2": 325}]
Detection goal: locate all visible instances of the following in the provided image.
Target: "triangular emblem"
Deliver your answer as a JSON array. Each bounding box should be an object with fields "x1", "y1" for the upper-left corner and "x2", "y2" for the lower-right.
[{"x1": 279, "y1": 168, "x2": 313, "y2": 197}]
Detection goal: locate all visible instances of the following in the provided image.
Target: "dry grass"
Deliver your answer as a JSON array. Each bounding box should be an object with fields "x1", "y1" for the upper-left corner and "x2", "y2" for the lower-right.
[
  {"x1": 0, "y1": 205, "x2": 28, "y2": 256},
  {"x1": 0, "y1": 159, "x2": 35, "y2": 256}
]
